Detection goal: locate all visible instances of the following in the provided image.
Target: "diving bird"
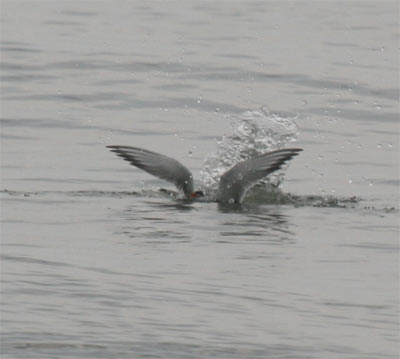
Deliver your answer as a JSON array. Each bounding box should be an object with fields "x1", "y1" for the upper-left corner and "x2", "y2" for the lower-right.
[{"x1": 107, "y1": 145, "x2": 302, "y2": 204}]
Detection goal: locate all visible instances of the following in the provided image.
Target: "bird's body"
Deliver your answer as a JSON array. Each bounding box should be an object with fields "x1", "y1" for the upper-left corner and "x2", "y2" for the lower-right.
[{"x1": 107, "y1": 145, "x2": 302, "y2": 204}]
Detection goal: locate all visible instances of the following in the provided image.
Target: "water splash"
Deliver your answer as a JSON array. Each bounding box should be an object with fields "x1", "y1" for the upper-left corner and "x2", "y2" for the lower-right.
[
  {"x1": 4, "y1": 189, "x2": 395, "y2": 212},
  {"x1": 199, "y1": 107, "x2": 299, "y2": 193},
  {"x1": 242, "y1": 186, "x2": 361, "y2": 208}
]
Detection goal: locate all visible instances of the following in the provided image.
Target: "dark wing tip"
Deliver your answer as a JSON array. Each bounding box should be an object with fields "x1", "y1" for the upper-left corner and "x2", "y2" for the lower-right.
[
  {"x1": 106, "y1": 145, "x2": 138, "y2": 155},
  {"x1": 282, "y1": 148, "x2": 303, "y2": 161},
  {"x1": 106, "y1": 145, "x2": 122, "y2": 153},
  {"x1": 284, "y1": 148, "x2": 303, "y2": 153},
  {"x1": 290, "y1": 148, "x2": 303, "y2": 156},
  {"x1": 281, "y1": 148, "x2": 303, "y2": 159}
]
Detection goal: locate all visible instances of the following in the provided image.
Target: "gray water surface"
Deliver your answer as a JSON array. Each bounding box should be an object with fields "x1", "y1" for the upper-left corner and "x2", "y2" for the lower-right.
[{"x1": 1, "y1": 1, "x2": 399, "y2": 358}]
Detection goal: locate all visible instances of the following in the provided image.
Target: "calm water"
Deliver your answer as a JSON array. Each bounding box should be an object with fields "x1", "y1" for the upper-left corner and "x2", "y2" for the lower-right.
[{"x1": 1, "y1": 1, "x2": 399, "y2": 358}]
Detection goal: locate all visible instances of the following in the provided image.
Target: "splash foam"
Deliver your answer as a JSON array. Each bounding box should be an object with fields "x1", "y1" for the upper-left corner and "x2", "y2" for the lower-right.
[{"x1": 200, "y1": 107, "x2": 299, "y2": 193}]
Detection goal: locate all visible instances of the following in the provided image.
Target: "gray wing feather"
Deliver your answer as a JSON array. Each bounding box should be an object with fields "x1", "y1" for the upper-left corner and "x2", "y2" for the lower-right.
[
  {"x1": 217, "y1": 148, "x2": 303, "y2": 203},
  {"x1": 107, "y1": 146, "x2": 194, "y2": 196}
]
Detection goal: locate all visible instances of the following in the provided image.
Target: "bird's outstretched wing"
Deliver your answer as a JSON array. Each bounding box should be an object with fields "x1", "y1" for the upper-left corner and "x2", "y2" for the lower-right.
[
  {"x1": 217, "y1": 148, "x2": 303, "y2": 204},
  {"x1": 107, "y1": 146, "x2": 194, "y2": 197}
]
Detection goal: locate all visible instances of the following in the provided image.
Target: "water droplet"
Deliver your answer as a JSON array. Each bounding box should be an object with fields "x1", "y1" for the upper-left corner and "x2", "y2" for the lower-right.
[
  {"x1": 377, "y1": 144, "x2": 382, "y2": 149},
  {"x1": 380, "y1": 46, "x2": 385, "y2": 52},
  {"x1": 348, "y1": 178, "x2": 353, "y2": 184},
  {"x1": 388, "y1": 143, "x2": 393, "y2": 148}
]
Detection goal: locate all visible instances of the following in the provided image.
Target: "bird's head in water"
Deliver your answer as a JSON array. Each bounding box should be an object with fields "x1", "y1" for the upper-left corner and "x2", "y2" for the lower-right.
[{"x1": 190, "y1": 190, "x2": 205, "y2": 199}]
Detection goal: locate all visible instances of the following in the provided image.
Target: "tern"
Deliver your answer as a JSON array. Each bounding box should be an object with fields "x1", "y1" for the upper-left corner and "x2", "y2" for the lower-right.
[{"x1": 107, "y1": 145, "x2": 302, "y2": 204}]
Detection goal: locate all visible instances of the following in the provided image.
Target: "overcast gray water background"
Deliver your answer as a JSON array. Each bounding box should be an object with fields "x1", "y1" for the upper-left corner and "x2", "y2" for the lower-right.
[{"x1": 1, "y1": 1, "x2": 399, "y2": 358}]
